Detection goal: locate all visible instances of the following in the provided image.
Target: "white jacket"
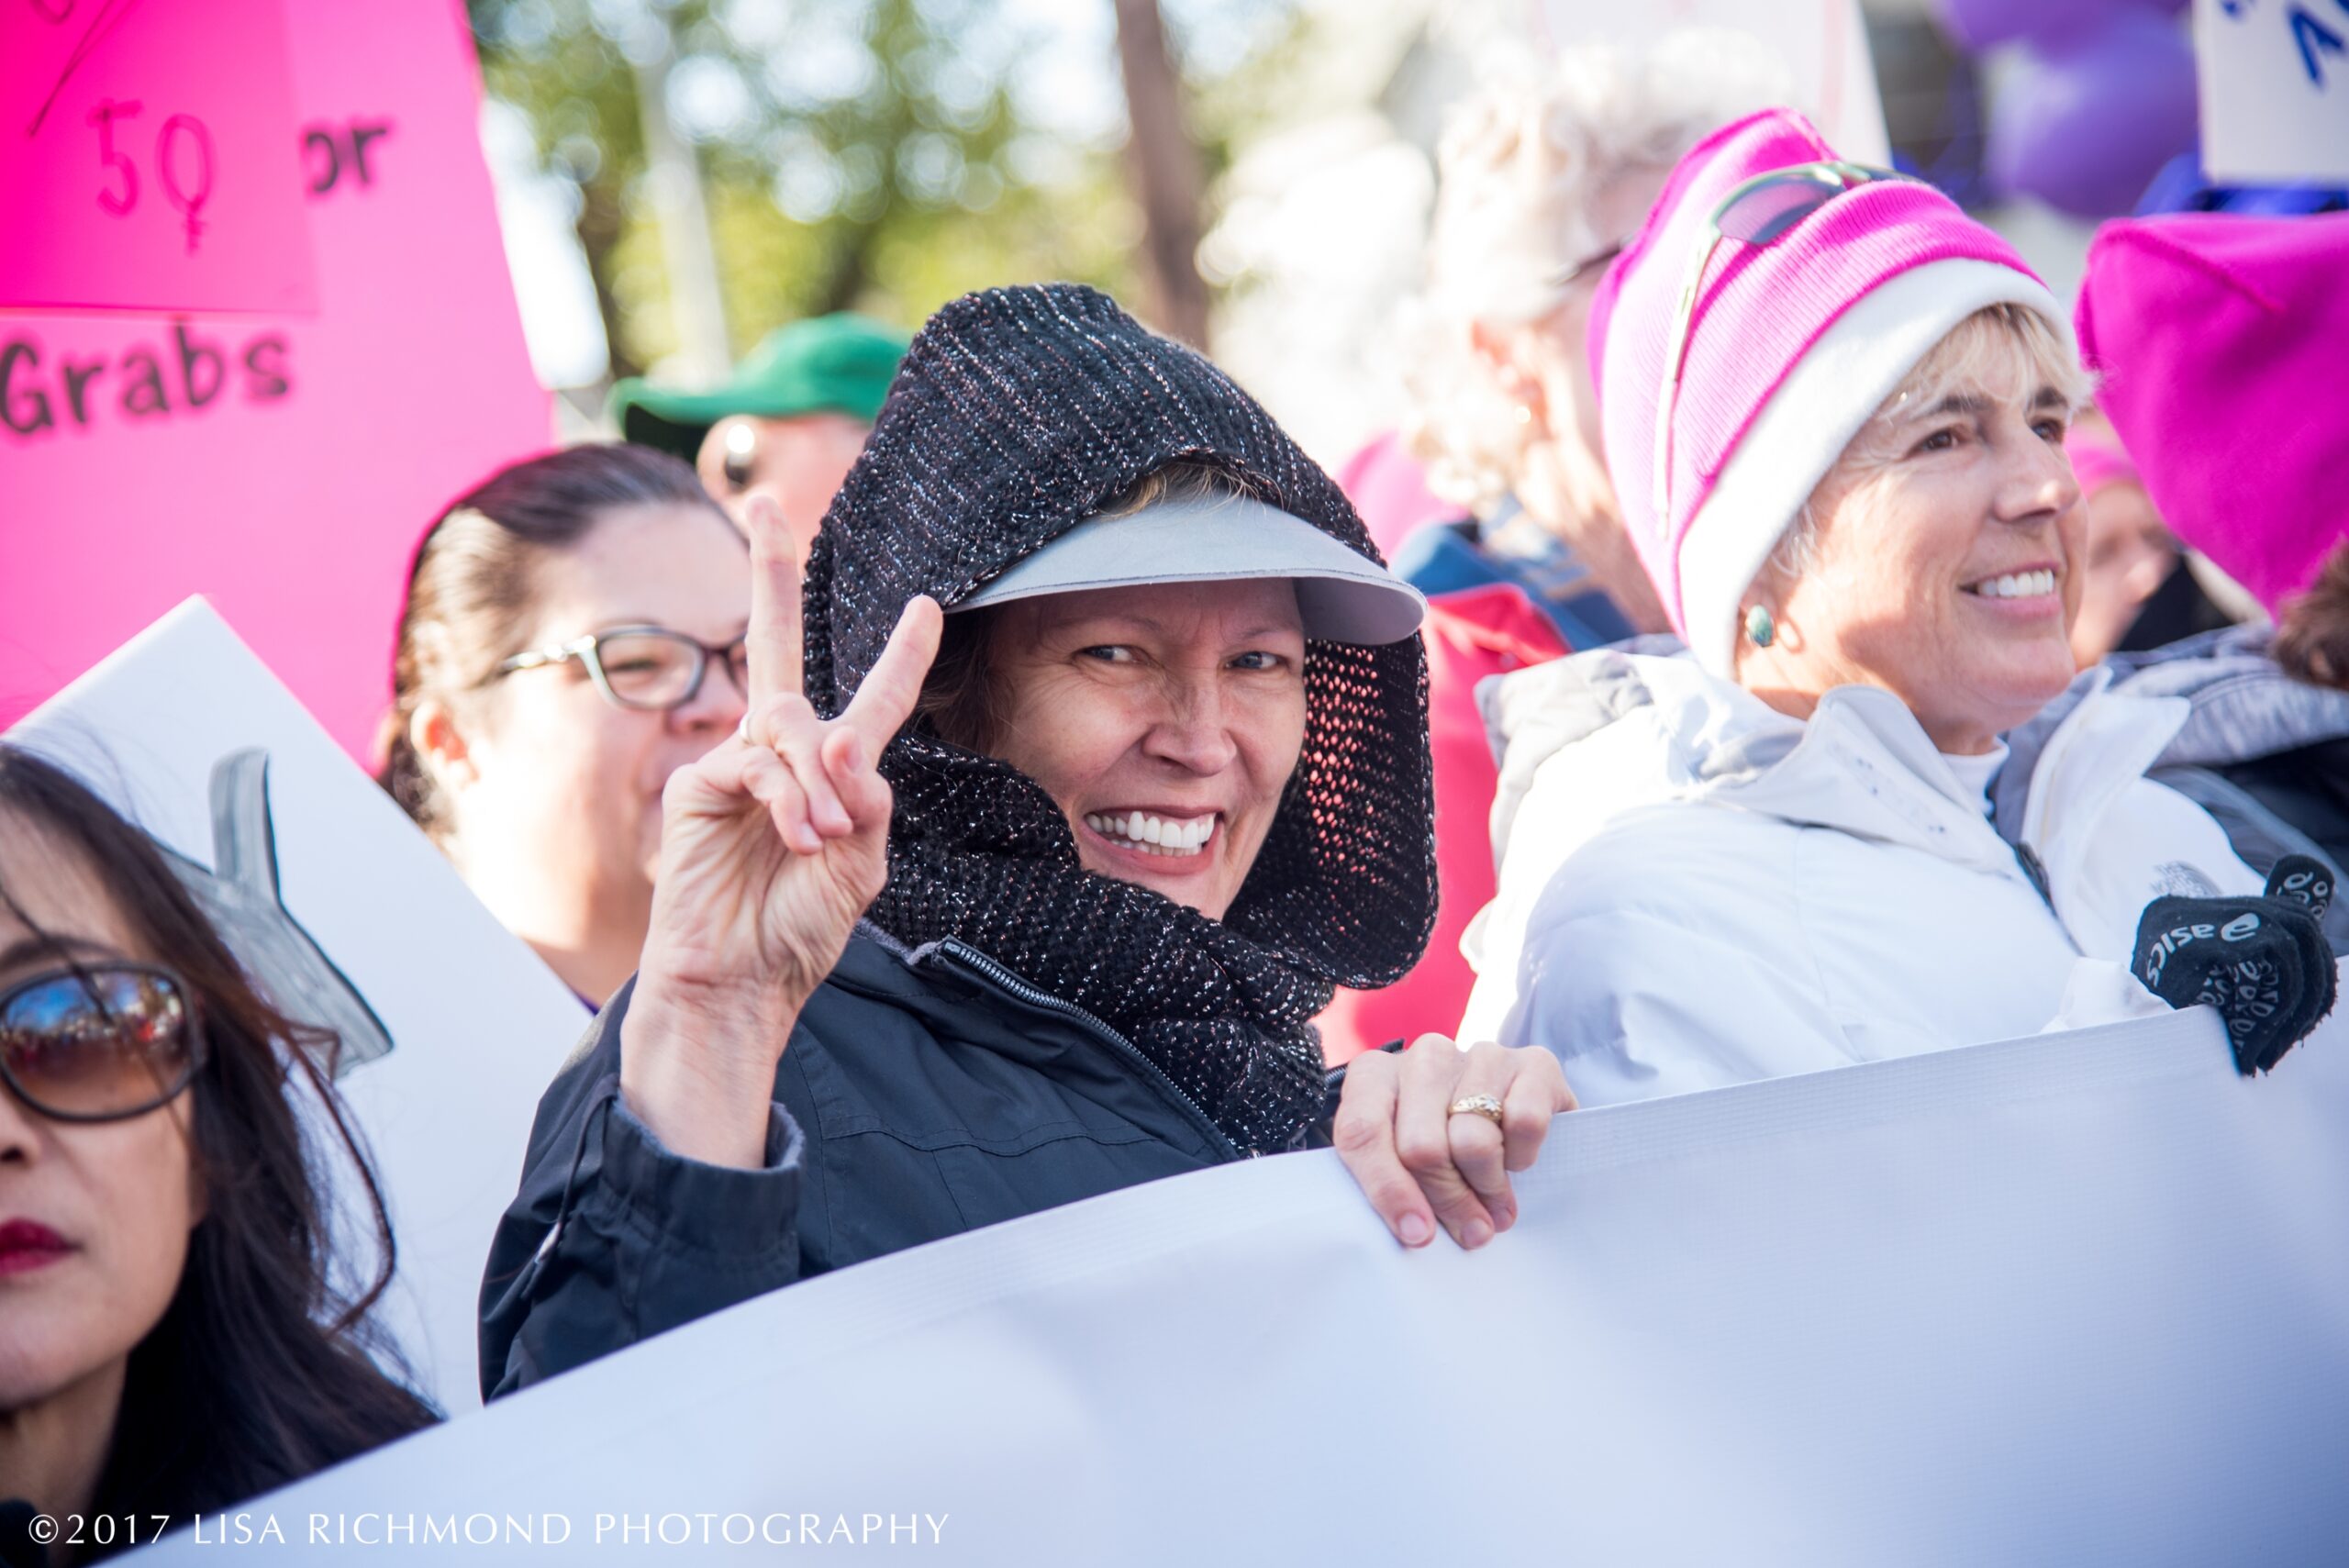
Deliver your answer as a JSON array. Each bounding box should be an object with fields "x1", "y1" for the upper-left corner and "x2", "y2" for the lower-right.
[{"x1": 1457, "y1": 651, "x2": 2261, "y2": 1106}]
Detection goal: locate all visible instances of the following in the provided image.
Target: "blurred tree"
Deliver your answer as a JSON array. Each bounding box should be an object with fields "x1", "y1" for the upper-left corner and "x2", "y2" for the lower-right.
[
  {"x1": 469, "y1": 0, "x2": 1297, "y2": 384},
  {"x1": 470, "y1": 0, "x2": 1138, "y2": 377},
  {"x1": 469, "y1": 0, "x2": 648, "y2": 373},
  {"x1": 1114, "y1": 0, "x2": 1209, "y2": 346}
]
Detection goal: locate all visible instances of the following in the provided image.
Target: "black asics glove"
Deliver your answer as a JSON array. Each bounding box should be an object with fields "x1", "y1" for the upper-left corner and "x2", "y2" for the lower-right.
[
  {"x1": 2132, "y1": 856, "x2": 2339, "y2": 1075},
  {"x1": 2263, "y1": 854, "x2": 2337, "y2": 922}
]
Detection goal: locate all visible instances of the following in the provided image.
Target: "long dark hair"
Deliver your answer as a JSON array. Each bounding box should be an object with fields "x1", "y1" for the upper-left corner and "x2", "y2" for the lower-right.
[
  {"x1": 377, "y1": 443, "x2": 731, "y2": 831},
  {"x1": 0, "y1": 746, "x2": 436, "y2": 1525}
]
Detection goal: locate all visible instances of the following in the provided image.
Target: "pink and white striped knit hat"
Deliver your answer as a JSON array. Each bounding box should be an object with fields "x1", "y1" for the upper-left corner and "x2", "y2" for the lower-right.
[{"x1": 1587, "y1": 108, "x2": 2070, "y2": 676}]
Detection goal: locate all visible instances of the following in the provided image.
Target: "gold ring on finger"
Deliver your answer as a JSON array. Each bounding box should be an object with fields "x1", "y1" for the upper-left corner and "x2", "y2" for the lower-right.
[{"x1": 1447, "y1": 1093, "x2": 1505, "y2": 1127}]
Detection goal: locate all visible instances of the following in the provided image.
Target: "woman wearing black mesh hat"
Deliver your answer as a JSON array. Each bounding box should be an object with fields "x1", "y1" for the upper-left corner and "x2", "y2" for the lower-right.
[{"x1": 480, "y1": 285, "x2": 1574, "y2": 1396}]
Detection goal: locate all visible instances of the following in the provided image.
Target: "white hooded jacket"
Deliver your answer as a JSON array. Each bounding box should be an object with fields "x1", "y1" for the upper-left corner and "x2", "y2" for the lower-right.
[{"x1": 1457, "y1": 650, "x2": 2261, "y2": 1106}]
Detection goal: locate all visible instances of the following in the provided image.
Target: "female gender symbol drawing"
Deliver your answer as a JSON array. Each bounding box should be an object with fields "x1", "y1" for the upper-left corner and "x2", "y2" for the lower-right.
[{"x1": 157, "y1": 111, "x2": 214, "y2": 254}]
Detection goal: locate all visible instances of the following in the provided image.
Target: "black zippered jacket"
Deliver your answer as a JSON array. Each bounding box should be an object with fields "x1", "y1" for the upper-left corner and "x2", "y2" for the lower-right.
[{"x1": 477, "y1": 926, "x2": 1316, "y2": 1401}]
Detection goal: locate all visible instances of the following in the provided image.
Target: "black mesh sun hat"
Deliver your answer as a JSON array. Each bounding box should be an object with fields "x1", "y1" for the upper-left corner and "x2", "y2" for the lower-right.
[{"x1": 800, "y1": 284, "x2": 1438, "y2": 1153}]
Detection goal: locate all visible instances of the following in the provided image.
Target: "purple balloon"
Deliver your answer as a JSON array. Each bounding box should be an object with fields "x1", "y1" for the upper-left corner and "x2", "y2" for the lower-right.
[
  {"x1": 1986, "y1": 10, "x2": 2199, "y2": 218},
  {"x1": 1932, "y1": 0, "x2": 2176, "y2": 52}
]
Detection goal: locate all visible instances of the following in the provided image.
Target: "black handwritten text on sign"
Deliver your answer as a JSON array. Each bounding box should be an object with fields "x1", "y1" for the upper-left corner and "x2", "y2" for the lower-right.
[
  {"x1": 2, "y1": 321, "x2": 293, "y2": 439},
  {"x1": 301, "y1": 119, "x2": 395, "y2": 197}
]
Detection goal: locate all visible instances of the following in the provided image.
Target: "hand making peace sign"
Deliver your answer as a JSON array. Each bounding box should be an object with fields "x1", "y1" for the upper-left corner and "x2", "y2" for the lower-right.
[{"x1": 620, "y1": 496, "x2": 942, "y2": 1168}]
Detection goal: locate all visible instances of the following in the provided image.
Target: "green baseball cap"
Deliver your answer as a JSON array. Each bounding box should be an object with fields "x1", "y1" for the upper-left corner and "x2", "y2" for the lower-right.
[{"x1": 608, "y1": 312, "x2": 911, "y2": 462}]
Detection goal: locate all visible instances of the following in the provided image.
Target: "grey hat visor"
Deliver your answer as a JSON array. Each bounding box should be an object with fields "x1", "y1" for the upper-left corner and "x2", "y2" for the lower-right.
[{"x1": 951, "y1": 495, "x2": 1426, "y2": 646}]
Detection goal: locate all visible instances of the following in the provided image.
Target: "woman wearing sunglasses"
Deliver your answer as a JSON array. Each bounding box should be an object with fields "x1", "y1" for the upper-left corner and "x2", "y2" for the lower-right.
[
  {"x1": 380, "y1": 445, "x2": 751, "y2": 1006},
  {"x1": 1459, "y1": 108, "x2": 2336, "y2": 1102},
  {"x1": 0, "y1": 747, "x2": 432, "y2": 1553}
]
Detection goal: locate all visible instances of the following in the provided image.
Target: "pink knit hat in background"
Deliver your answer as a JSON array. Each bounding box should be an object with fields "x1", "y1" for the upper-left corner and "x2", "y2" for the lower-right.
[
  {"x1": 2064, "y1": 423, "x2": 2139, "y2": 500},
  {"x1": 2075, "y1": 213, "x2": 2349, "y2": 617},
  {"x1": 1587, "y1": 108, "x2": 2068, "y2": 675}
]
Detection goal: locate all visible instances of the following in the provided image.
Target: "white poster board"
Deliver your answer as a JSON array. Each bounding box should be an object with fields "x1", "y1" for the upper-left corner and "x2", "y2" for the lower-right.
[
  {"x1": 1538, "y1": 0, "x2": 1891, "y2": 165},
  {"x1": 135, "y1": 1000, "x2": 2349, "y2": 1562},
  {"x1": 8, "y1": 599, "x2": 587, "y2": 1415},
  {"x1": 2197, "y1": 0, "x2": 2349, "y2": 183}
]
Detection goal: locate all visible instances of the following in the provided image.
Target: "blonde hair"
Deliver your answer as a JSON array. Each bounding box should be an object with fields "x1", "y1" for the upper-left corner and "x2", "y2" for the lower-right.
[
  {"x1": 1398, "y1": 31, "x2": 1789, "y2": 512},
  {"x1": 1770, "y1": 304, "x2": 2095, "y2": 583}
]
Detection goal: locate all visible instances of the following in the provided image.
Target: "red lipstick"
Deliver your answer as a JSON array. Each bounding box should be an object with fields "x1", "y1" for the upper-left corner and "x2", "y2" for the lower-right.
[{"x1": 0, "y1": 1218, "x2": 72, "y2": 1276}]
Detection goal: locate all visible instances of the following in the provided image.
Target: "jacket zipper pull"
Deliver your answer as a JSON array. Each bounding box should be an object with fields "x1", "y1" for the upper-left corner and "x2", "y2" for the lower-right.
[{"x1": 2012, "y1": 840, "x2": 2054, "y2": 908}]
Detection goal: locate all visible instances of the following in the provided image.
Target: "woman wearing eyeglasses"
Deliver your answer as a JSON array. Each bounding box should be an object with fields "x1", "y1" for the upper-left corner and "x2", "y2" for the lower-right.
[
  {"x1": 0, "y1": 747, "x2": 432, "y2": 1555},
  {"x1": 1458, "y1": 108, "x2": 2337, "y2": 1102},
  {"x1": 380, "y1": 445, "x2": 752, "y2": 1006}
]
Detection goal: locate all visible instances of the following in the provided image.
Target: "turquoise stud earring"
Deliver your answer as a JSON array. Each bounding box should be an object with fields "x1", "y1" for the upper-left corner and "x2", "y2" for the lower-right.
[{"x1": 1744, "y1": 605, "x2": 1776, "y2": 649}]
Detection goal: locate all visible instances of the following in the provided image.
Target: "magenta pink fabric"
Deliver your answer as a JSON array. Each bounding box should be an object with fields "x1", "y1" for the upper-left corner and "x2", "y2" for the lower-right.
[
  {"x1": 0, "y1": 0, "x2": 549, "y2": 758},
  {"x1": 1334, "y1": 429, "x2": 1457, "y2": 558},
  {"x1": 1586, "y1": 108, "x2": 2041, "y2": 639},
  {"x1": 2075, "y1": 213, "x2": 2349, "y2": 614},
  {"x1": 1317, "y1": 582, "x2": 1568, "y2": 1062},
  {"x1": 2065, "y1": 424, "x2": 2140, "y2": 498}
]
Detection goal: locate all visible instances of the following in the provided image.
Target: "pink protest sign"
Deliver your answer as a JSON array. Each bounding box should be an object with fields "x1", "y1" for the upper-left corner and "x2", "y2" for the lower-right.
[
  {"x1": 2, "y1": 0, "x2": 318, "y2": 314},
  {"x1": 0, "y1": 0, "x2": 550, "y2": 760}
]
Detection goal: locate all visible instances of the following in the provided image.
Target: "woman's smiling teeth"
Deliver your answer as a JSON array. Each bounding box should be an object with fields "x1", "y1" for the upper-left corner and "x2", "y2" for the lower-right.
[
  {"x1": 1966, "y1": 568, "x2": 2057, "y2": 600},
  {"x1": 1084, "y1": 810, "x2": 1217, "y2": 857}
]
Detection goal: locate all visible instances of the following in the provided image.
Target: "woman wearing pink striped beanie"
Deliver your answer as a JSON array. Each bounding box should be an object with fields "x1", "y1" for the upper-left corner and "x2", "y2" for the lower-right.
[{"x1": 1459, "y1": 109, "x2": 2334, "y2": 1104}]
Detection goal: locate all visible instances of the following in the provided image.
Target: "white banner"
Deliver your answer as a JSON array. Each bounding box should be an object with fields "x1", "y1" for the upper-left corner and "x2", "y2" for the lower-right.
[
  {"x1": 2197, "y1": 0, "x2": 2349, "y2": 183},
  {"x1": 133, "y1": 998, "x2": 2349, "y2": 1563},
  {"x1": 10, "y1": 599, "x2": 587, "y2": 1416}
]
